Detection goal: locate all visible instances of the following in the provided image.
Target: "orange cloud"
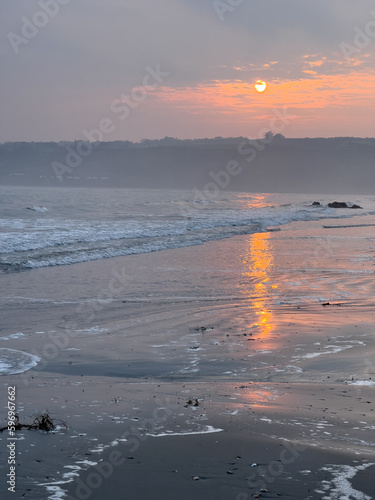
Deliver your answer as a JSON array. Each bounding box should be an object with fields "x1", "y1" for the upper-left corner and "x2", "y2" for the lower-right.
[{"x1": 153, "y1": 70, "x2": 375, "y2": 116}]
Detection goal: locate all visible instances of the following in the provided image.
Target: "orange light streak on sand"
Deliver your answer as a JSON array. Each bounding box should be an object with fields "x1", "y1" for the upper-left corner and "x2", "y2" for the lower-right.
[
  {"x1": 234, "y1": 383, "x2": 277, "y2": 407},
  {"x1": 240, "y1": 232, "x2": 277, "y2": 343}
]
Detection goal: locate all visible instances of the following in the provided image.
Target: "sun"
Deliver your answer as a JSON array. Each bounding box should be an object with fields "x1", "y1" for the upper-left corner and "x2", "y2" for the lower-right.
[{"x1": 255, "y1": 80, "x2": 267, "y2": 93}]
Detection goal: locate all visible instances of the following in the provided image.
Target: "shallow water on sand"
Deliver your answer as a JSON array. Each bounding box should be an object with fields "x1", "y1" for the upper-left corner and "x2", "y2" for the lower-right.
[{"x1": 1, "y1": 208, "x2": 375, "y2": 499}]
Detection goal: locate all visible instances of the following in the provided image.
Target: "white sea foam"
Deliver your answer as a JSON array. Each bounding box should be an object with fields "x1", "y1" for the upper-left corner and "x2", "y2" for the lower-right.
[
  {"x1": 75, "y1": 326, "x2": 108, "y2": 334},
  {"x1": 39, "y1": 432, "x2": 130, "y2": 497},
  {"x1": 318, "y1": 463, "x2": 374, "y2": 500},
  {"x1": 0, "y1": 332, "x2": 25, "y2": 341},
  {"x1": 0, "y1": 348, "x2": 40, "y2": 375},
  {"x1": 147, "y1": 425, "x2": 223, "y2": 437},
  {"x1": 2, "y1": 190, "x2": 372, "y2": 270},
  {"x1": 44, "y1": 485, "x2": 68, "y2": 500},
  {"x1": 347, "y1": 380, "x2": 375, "y2": 386},
  {"x1": 293, "y1": 344, "x2": 355, "y2": 360},
  {"x1": 41, "y1": 461, "x2": 98, "y2": 499}
]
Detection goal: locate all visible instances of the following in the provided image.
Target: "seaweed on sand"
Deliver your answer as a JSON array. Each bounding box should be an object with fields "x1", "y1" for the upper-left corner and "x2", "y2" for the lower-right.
[{"x1": 0, "y1": 413, "x2": 67, "y2": 432}]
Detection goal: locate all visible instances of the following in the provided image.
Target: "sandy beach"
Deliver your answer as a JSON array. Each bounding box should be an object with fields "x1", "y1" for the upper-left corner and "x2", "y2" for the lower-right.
[
  {"x1": 3, "y1": 0, "x2": 375, "y2": 498},
  {"x1": 1, "y1": 214, "x2": 375, "y2": 499}
]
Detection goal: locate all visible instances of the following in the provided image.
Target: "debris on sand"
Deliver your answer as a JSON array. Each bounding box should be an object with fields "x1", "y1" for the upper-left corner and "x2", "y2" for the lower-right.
[
  {"x1": 195, "y1": 326, "x2": 207, "y2": 332},
  {"x1": 194, "y1": 326, "x2": 215, "y2": 333},
  {"x1": 26, "y1": 206, "x2": 48, "y2": 213},
  {"x1": 184, "y1": 399, "x2": 200, "y2": 408},
  {"x1": 0, "y1": 413, "x2": 67, "y2": 432}
]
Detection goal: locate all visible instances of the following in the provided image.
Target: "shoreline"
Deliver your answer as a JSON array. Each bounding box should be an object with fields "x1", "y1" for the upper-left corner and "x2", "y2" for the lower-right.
[
  {"x1": 1, "y1": 215, "x2": 375, "y2": 499},
  {"x1": 65, "y1": 430, "x2": 375, "y2": 500}
]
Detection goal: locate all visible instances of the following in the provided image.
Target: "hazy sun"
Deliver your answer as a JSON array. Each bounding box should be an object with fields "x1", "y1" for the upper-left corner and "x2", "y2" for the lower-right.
[{"x1": 255, "y1": 80, "x2": 267, "y2": 93}]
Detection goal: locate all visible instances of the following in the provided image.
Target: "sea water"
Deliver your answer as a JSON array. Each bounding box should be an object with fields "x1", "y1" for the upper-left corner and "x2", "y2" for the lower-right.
[{"x1": 1, "y1": 186, "x2": 372, "y2": 272}]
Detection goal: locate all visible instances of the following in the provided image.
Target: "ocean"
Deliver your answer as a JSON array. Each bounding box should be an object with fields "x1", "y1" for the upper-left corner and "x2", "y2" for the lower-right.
[
  {"x1": 1, "y1": 186, "x2": 375, "y2": 499},
  {"x1": 0, "y1": 186, "x2": 373, "y2": 272}
]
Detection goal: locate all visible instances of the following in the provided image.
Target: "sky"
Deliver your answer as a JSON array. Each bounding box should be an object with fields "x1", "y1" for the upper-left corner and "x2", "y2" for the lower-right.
[{"x1": 1, "y1": 0, "x2": 375, "y2": 142}]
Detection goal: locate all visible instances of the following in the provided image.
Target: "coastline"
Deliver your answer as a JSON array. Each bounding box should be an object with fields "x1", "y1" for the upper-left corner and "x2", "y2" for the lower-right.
[{"x1": 1, "y1": 214, "x2": 375, "y2": 499}]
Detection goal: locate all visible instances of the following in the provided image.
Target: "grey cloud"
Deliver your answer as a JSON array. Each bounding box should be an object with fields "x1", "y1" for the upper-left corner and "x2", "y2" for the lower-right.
[{"x1": 1, "y1": 0, "x2": 374, "y2": 140}]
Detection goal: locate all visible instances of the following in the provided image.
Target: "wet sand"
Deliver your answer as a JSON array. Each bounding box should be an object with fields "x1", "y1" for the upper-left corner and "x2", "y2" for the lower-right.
[{"x1": 1, "y1": 215, "x2": 375, "y2": 499}]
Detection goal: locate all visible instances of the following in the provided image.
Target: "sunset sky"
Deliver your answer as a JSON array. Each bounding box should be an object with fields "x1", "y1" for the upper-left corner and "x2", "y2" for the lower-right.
[{"x1": 2, "y1": 0, "x2": 375, "y2": 141}]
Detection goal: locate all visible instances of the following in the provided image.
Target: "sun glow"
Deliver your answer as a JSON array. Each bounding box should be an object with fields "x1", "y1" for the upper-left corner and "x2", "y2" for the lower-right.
[{"x1": 255, "y1": 80, "x2": 267, "y2": 93}]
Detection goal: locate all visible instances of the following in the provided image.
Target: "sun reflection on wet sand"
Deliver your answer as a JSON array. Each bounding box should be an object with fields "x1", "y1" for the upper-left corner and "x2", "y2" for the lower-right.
[
  {"x1": 233, "y1": 383, "x2": 279, "y2": 408},
  {"x1": 240, "y1": 231, "x2": 278, "y2": 345}
]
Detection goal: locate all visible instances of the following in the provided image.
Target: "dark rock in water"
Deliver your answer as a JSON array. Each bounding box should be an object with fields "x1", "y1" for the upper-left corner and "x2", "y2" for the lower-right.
[
  {"x1": 328, "y1": 201, "x2": 348, "y2": 208},
  {"x1": 328, "y1": 201, "x2": 362, "y2": 209},
  {"x1": 312, "y1": 201, "x2": 321, "y2": 206}
]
